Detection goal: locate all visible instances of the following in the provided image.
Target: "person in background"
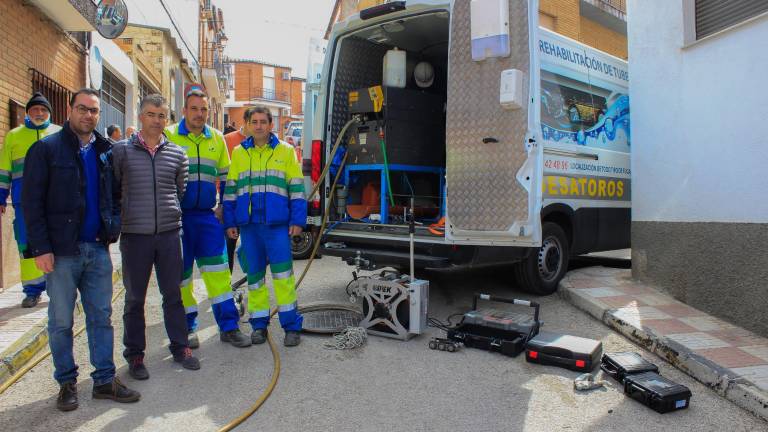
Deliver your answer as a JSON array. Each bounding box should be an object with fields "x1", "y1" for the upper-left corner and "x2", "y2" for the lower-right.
[
  {"x1": 113, "y1": 94, "x2": 200, "y2": 380},
  {"x1": 0, "y1": 92, "x2": 60, "y2": 308},
  {"x1": 124, "y1": 125, "x2": 136, "y2": 139},
  {"x1": 223, "y1": 121, "x2": 248, "y2": 273},
  {"x1": 106, "y1": 124, "x2": 121, "y2": 143},
  {"x1": 22, "y1": 88, "x2": 139, "y2": 411}
]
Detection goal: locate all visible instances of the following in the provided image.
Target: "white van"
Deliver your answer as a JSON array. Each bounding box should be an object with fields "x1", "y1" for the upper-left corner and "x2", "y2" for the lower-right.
[{"x1": 301, "y1": 0, "x2": 630, "y2": 294}]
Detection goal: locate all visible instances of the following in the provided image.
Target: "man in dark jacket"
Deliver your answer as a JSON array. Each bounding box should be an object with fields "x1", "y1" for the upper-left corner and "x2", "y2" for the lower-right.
[
  {"x1": 22, "y1": 88, "x2": 140, "y2": 411},
  {"x1": 113, "y1": 93, "x2": 200, "y2": 380}
]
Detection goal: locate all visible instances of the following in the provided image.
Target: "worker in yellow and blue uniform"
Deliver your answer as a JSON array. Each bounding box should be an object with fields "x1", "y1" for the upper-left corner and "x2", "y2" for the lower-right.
[
  {"x1": 165, "y1": 89, "x2": 251, "y2": 348},
  {"x1": 0, "y1": 93, "x2": 61, "y2": 308},
  {"x1": 223, "y1": 105, "x2": 306, "y2": 347}
]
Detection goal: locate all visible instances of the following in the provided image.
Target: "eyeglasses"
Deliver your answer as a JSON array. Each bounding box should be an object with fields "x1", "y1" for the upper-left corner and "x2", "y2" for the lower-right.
[{"x1": 74, "y1": 105, "x2": 100, "y2": 115}]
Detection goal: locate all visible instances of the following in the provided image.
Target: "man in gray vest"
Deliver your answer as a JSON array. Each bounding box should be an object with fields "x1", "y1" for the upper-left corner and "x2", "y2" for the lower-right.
[{"x1": 113, "y1": 94, "x2": 200, "y2": 380}]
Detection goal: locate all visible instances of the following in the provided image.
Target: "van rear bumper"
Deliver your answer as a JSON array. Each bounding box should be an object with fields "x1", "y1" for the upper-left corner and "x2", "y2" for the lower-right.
[{"x1": 320, "y1": 232, "x2": 531, "y2": 270}]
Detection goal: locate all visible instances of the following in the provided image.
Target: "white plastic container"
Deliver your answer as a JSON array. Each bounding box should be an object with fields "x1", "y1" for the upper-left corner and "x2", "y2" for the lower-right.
[
  {"x1": 470, "y1": 0, "x2": 510, "y2": 61},
  {"x1": 383, "y1": 48, "x2": 406, "y2": 88}
]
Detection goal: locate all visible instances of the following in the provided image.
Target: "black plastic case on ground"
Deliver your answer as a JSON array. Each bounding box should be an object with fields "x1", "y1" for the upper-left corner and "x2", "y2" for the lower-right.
[
  {"x1": 601, "y1": 352, "x2": 659, "y2": 383},
  {"x1": 525, "y1": 331, "x2": 603, "y2": 372},
  {"x1": 447, "y1": 294, "x2": 540, "y2": 358},
  {"x1": 623, "y1": 372, "x2": 692, "y2": 413}
]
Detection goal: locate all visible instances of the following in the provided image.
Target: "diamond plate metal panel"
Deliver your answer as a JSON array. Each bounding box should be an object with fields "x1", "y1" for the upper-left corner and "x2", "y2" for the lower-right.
[
  {"x1": 446, "y1": 0, "x2": 531, "y2": 231},
  {"x1": 329, "y1": 37, "x2": 390, "y2": 152}
]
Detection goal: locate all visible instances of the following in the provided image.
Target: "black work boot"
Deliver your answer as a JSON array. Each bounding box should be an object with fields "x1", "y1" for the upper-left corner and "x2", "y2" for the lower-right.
[
  {"x1": 173, "y1": 347, "x2": 200, "y2": 370},
  {"x1": 188, "y1": 331, "x2": 200, "y2": 349},
  {"x1": 128, "y1": 355, "x2": 149, "y2": 380},
  {"x1": 21, "y1": 295, "x2": 40, "y2": 308},
  {"x1": 92, "y1": 377, "x2": 141, "y2": 403},
  {"x1": 284, "y1": 331, "x2": 301, "y2": 347},
  {"x1": 220, "y1": 329, "x2": 252, "y2": 348},
  {"x1": 57, "y1": 381, "x2": 78, "y2": 412},
  {"x1": 251, "y1": 328, "x2": 268, "y2": 345}
]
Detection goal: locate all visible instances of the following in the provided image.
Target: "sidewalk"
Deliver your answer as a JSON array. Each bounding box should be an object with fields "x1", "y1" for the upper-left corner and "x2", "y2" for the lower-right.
[
  {"x1": 0, "y1": 247, "x2": 122, "y2": 387},
  {"x1": 560, "y1": 266, "x2": 768, "y2": 422}
]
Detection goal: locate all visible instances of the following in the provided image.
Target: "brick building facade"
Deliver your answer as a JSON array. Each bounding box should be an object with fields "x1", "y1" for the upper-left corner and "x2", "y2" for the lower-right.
[
  {"x1": 115, "y1": 24, "x2": 197, "y2": 124},
  {"x1": 224, "y1": 60, "x2": 305, "y2": 137},
  {"x1": 329, "y1": 0, "x2": 628, "y2": 59},
  {"x1": 0, "y1": 0, "x2": 88, "y2": 288}
]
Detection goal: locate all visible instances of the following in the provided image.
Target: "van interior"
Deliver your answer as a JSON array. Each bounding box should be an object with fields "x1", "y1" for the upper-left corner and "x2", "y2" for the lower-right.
[{"x1": 325, "y1": 11, "x2": 450, "y2": 237}]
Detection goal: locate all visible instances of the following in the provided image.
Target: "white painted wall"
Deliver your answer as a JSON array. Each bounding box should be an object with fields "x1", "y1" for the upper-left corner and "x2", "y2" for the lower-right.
[
  {"x1": 628, "y1": 1, "x2": 768, "y2": 223},
  {"x1": 91, "y1": 32, "x2": 137, "y2": 129}
]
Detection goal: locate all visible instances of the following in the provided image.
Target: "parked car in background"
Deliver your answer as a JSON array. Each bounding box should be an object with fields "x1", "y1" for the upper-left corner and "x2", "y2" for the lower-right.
[{"x1": 286, "y1": 124, "x2": 302, "y2": 148}]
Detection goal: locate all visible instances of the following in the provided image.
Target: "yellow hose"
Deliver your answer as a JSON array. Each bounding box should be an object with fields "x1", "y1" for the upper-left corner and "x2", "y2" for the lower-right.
[
  {"x1": 0, "y1": 119, "x2": 358, "y2": 431},
  {"x1": 0, "y1": 284, "x2": 126, "y2": 396},
  {"x1": 217, "y1": 125, "x2": 354, "y2": 431}
]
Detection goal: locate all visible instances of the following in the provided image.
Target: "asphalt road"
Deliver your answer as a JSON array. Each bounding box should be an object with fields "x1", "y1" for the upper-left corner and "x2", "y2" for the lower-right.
[{"x1": 0, "y1": 255, "x2": 765, "y2": 432}]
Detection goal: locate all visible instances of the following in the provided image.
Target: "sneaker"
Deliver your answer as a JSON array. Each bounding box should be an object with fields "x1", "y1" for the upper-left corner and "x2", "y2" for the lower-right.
[
  {"x1": 284, "y1": 331, "x2": 301, "y2": 347},
  {"x1": 251, "y1": 328, "x2": 268, "y2": 345},
  {"x1": 128, "y1": 355, "x2": 149, "y2": 380},
  {"x1": 173, "y1": 348, "x2": 200, "y2": 370},
  {"x1": 188, "y1": 331, "x2": 200, "y2": 349},
  {"x1": 220, "y1": 329, "x2": 252, "y2": 348},
  {"x1": 57, "y1": 381, "x2": 78, "y2": 412},
  {"x1": 21, "y1": 295, "x2": 40, "y2": 308},
  {"x1": 92, "y1": 377, "x2": 141, "y2": 403}
]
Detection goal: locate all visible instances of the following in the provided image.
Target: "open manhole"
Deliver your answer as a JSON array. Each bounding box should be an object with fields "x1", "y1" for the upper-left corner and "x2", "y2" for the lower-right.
[{"x1": 299, "y1": 302, "x2": 363, "y2": 334}]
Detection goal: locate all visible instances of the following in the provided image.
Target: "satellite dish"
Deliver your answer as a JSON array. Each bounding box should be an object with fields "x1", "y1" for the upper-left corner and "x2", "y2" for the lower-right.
[
  {"x1": 94, "y1": 0, "x2": 128, "y2": 39},
  {"x1": 90, "y1": 45, "x2": 103, "y2": 90}
]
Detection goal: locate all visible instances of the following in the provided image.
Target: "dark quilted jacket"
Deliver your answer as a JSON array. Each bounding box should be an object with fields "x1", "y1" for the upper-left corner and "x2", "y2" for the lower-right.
[{"x1": 113, "y1": 134, "x2": 188, "y2": 234}]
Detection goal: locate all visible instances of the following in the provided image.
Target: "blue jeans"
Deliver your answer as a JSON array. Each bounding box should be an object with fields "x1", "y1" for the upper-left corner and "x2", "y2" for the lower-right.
[{"x1": 47, "y1": 242, "x2": 115, "y2": 386}]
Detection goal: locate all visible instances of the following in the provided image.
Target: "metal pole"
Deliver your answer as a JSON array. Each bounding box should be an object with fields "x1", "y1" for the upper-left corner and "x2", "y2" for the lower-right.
[{"x1": 409, "y1": 196, "x2": 415, "y2": 281}]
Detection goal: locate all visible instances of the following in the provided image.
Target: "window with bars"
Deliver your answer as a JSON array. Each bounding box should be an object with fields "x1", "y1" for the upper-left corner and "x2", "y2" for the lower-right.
[
  {"x1": 30, "y1": 69, "x2": 72, "y2": 125},
  {"x1": 138, "y1": 78, "x2": 153, "y2": 102},
  {"x1": 101, "y1": 68, "x2": 126, "y2": 113},
  {"x1": 695, "y1": 0, "x2": 768, "y2": 40}
]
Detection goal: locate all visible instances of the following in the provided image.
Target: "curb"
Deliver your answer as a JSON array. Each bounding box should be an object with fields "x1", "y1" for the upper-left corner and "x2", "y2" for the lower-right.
[
  {"x1": 559, "y1": 278, "x2": 768, "y2": 422},
  {"x1": 0, "y1": 270, "x2": 121, "y2": 388}
]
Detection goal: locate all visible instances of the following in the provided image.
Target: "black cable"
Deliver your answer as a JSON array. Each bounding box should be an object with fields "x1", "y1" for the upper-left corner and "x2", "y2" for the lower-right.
[
  {"x1": 427, "y1": 316, "x2": 453, "y2": 332},
  {"x1": 158, "y1": 0, "x2": 200, "y2": 65},
  {"x1": 446, "y1": 313, "x2": 464, "y2": 327}
]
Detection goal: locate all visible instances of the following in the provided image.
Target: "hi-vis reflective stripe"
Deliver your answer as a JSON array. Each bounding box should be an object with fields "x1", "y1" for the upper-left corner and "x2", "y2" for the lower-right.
[
  {"x1": 198, "y1": 255, "x2": 228, "y2": 273},
  {"x1": 194, "y1": 173, "x2": 217, "y2": 183},
  {"x1": 22, "y1": 274, "x2": 46, "y2": 286},
  {"x1": 11, "y1": 157, "x2": 24, "y2": 179},
  {"x1": 200, "y1": 262, "x2": 229, "y2": 273},
  {"x1": 0, "y1": 169, "x2": 10, "y2": 188},
  {"x1": 272, "y1": 269, "x2": 293, "y2": 280},
  {"x1": 250, "y1": 309, "x2": 270, "y2": 319},
  {"x1": 185, "y1": 305, "x2": 199, "y2": 314},
  {"x1": 271, "y1": 261, "x2": 293, "y2": 280},
  {"x1": 210, "y1": 291, "x2": 233, "y2": 305},
  {"x1": 278, "y1": 301, "x2": 297, "y2": 312},
  {"x1": 248, "y1": 280, "x2": 266, "y2": 290}
]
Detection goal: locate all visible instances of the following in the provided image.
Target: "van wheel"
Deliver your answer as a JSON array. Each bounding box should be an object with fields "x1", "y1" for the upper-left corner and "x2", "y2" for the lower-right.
[
  {"x1": 515, "y1": 222, "x2": 569, "y2": 295},
  {"x1": 291, "y1": 231, "x2": 316, "y2": 260}
]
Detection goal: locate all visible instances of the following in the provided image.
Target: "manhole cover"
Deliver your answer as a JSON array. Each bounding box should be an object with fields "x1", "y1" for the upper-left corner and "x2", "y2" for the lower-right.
[{"x1": 300, "y1": 303, "x2": 363, "y2": 334}]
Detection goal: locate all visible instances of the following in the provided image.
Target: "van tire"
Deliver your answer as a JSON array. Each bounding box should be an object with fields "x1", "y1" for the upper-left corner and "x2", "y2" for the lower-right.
[
  {"x1": 515, "y1": 222, "x2": 569, "y2": 295},
  {"x1": 291, "y1": 231, "x2": 316, "y2": 260}
]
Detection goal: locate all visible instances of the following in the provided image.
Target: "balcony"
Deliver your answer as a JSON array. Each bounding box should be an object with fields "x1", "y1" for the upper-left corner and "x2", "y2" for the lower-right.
[
  {"x1": 580, "y1": 0, "x2": 627, "y2": 34},
  {"x1": 200, "y1": 42, "x2": 228, "y2": 99},
  {"x1": 248, "y1": 87, "x2": 290, "y2": 104},
  {"x1": 27, "y1": 0, "x2": 97, "y2": 31}
]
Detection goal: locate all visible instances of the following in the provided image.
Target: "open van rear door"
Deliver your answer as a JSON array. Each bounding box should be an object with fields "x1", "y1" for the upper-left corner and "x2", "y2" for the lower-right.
[{"x1": 445, "y1": 0, "x2": 542, "y2": 246}]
